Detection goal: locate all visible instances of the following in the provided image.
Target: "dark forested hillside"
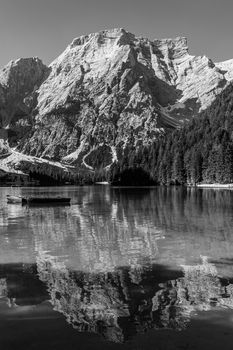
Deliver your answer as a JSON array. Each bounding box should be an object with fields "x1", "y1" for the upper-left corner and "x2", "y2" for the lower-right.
[{"x1": 108, "y1": 83, "x2": 233, "y2": 185}]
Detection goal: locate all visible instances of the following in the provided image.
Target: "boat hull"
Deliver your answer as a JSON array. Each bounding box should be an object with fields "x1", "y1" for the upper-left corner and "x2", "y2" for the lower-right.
[
  {"x1": 23, "y1": 197, "x2": 71, "y2": 204},
  {"x1": 7, "y1": 196, "x2": 71, "y2": 205}
]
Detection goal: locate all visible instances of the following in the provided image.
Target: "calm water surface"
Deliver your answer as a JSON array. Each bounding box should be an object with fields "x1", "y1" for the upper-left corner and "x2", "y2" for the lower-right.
[{"x1": 1, "y1": 186, "x2": 233, "y2": 349}]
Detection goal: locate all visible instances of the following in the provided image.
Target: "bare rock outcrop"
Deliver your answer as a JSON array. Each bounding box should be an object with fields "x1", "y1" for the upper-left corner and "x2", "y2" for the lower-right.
[
  {"x1": 0, "y1": 57, "x2": 49, "y2": 162},
  {"x1": 0, "y1": 57, "x2": 49, "y2": 128}
]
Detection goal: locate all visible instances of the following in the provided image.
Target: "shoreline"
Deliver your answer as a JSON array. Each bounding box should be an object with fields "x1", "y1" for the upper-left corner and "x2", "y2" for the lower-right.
[
  {"x1": 196, "y1": 183, "x2": 233, "y2": 188},
  {"x1": 1, "y1": 182, "x2": 233, "y2": 188}
]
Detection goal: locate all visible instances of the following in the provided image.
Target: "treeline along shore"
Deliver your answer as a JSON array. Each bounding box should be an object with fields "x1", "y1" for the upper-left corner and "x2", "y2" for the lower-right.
[
  {"x1": 108, "y1": 84, "x2": 233, "y2": 186},
  {"x1": 1, "y1": 84, "x2": 233, "y2": 187}
]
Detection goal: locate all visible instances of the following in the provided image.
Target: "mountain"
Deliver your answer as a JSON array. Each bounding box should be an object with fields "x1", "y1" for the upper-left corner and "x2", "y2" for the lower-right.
[
  {"x1": 0, "y1": 57, "x2": 49, "y2": 154},
  {"x1": 1, "y1": 28, "x2": 233, "y2": 183},
  {"x1": 110, "y1": 82, "x2": 233, "y2": 185}
]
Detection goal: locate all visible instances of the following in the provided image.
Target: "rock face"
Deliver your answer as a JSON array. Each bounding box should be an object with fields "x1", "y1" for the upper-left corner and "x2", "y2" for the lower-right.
[
  {"x1": 216, "y1": 59, "x2": 233, "y2": 82},
  {"x1": 1, "y1": 28, "x2": 233, "y2": 175},
  {"x1": 0, "y1": 57, "x2": 49, "y2": 128},
  {"x1": 0, "y1": 57, "x2": 49, "y2": 158}
]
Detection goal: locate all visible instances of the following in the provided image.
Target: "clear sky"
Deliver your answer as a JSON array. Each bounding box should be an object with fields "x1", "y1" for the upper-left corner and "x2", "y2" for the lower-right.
[{"x1": 0, "y1": 0, "x2": 232, "y2": 68}]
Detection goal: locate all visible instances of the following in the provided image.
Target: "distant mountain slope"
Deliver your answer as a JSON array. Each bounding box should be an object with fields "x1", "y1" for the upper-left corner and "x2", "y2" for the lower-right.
[
  {"x1": 0, "y1": 28, "x2": 233, "y2": 181},
  {"x1": 0, "y1": 57, "x2": 49, "y2": 127},
  {"x1": 109, "y1": 83, "x2": 233, "y2": 185},
  {"x1": 18, "y1": 29, "x2": 233, "y2": 163},
  {"x1": 0, "y1": 57, "x2": 49, "y2": 156}
]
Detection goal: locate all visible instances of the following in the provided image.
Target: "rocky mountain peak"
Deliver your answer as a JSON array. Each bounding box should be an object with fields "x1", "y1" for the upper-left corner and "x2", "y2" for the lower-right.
[
  {"x1": 69, "y1": 28, "x2": 135, "y2": 49},
  {"x1": 0, "y1": 57, "x2": 48, "y2": 89},
  {"x1": 1, "y1": 28, "x2": 233, "y2": 179},
  {"x1": 0, "y1": 57, "x2": 49, "y2": 128},
  {"x1": 153, "y1": 36, "x2": 189, "y2": 60}
]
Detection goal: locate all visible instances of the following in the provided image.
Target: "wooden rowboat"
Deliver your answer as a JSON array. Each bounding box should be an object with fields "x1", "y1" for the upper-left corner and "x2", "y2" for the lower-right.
[
  {"x1": 24, "y1": 197, "x2": 71, "y2": 204},
  {"x1": 7, "y1": 195, "x2": 71, "y2": 205}
]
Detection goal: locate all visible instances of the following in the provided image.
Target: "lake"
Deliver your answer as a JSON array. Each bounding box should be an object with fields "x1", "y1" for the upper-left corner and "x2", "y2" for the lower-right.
[{"x1": 1, "y1": 185, "x2": 233, "y2": 349}]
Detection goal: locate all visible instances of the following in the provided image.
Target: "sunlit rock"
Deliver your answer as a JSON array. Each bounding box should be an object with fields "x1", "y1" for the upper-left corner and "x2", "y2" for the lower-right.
[
  {"x1": 20, "y1": 29, "x2": 233, "y2": 163},
  {"x1": 1, "y1": 28, "x2": 233, "y2": 177}
]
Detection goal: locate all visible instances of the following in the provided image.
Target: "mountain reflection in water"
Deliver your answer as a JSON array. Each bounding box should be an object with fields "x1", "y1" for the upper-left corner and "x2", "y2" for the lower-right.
[{"x1": 1, "y1": 186, "x2": 233, "y2": 346}]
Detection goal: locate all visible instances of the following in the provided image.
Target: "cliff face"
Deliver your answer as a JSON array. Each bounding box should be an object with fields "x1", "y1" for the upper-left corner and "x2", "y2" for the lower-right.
[
  {"x1": 1, "y1": 28, "x2": 233, "y2": 175},
  {"x1": 0, "y1": 57, "x2": 49, "y2": 128},
  {"x1": 19, "y1": 29, "x2": 233, "y2": 165},
  {"x1": 0, "y1": 57, "x2": 49, "y2": 158}
]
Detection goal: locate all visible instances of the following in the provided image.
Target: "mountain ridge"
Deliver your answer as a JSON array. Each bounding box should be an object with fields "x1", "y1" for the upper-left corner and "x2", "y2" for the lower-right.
[{"x1": 0, "y1": 28, "x2": 233, "y2": 183}]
